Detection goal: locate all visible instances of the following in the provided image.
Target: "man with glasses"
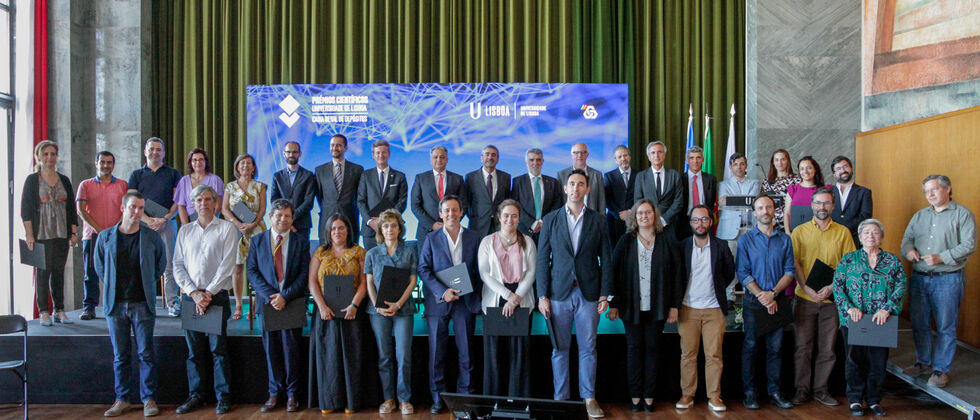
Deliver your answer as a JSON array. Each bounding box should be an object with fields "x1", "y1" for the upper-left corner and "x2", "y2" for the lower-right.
[
  {"x1": 271, "y1": 141, "x2": 317, "y2": 240},
  {"x1": 558, "y1": 143, "x2": 606, "y2": 213}
]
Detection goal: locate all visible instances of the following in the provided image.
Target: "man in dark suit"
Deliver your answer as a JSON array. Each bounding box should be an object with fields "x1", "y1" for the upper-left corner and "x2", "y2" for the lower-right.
[
  {"x1": 314, "y1": 134, "x2": 364, "y2": 245},
  {"x1": 464, "y1": 145, "x2": 511, "y2": 237},
  {"x1": 557, "y1": 142, "x2": 606, "y2": 214},
  {"x1": 511, "y1": 148, "x2": 563, "y2": 243},
  {"x1": 678, "y1": 146, "x2": 718, "y2": 239},
  {"x1": 676, "y1": 204, "x2": 736, "y2": 412},
  {"x1": 603, "y1": 145, "x2": 635, "y2": 244},
  {"x1": 357, "y1": 139, "x2": 408, "y2": 250},
  {"x1": 271, "y1": 141, "x2": 317, "y2": 240},
  {"x1": 829, "y1": 156, "x2": 873, "y2": 247},
  {"x1": 634, "y1": 141, "x2": 684, "y2": 238},
  {"x1": 418, "y1": 195, "x2": 483, "y2": 414},
  {"x1": 246, "y1": 199, "x2": 310, "y2": 413},
  {"x1": 411, "y1": 145, "x2": 467, "y2": 250},
  {"x1": 536, "y1": 169, "x2": 613, "y2": 418}
]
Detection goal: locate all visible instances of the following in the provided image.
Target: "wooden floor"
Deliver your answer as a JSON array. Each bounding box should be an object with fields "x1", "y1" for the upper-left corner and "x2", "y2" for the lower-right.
[{"x1": 0, "y1": 396, "x2": 960, "y2": 420}]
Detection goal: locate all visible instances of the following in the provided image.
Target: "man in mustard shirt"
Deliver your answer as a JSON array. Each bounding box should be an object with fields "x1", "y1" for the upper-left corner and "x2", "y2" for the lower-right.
[{"x1": 789, "y1": 187, "x2": 855, "y2": 407}]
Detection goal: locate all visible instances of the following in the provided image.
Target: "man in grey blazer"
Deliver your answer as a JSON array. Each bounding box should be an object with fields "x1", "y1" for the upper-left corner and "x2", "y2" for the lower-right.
[
  {"x1": 511, "y1": 148, "x2": 563, "y2": 243},
  {"x1": 557, "y1": 142, "x2": 606, "y2": 214},
  {"x1": 634, "y1": 141, "x2": 683, "y2": 238},
  {"x1": 314, "y1": 134, "x2": 363, "y2": 245},
  {"x1": 270, "y1": 141, "x2": 317, "y2": 240},
  {"x1": 411, "y1": 145, "x2": 467, "y2": 250},
  {"x1": 357, "y1": 139, "x2": 408, "y2": 250},
  {"x1": 464, "y1": 145, "x2": 511, "y2": 237}
]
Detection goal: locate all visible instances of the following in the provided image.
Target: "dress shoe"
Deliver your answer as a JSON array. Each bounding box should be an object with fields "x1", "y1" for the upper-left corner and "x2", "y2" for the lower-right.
[
  {"x1": 707, "y1": 397, "x2": 726, "y2": 412},
  {"x1": 814, "y1": 391, "x2": 839, "y2": 406},
  {"x1": 869, "y1": 403, "x2": 887, "y2": 416},
  {"x1": 928, "y1": 371, "x2": 949, "y2": 387},
  {"x1": 175, "y1": 395, "x2": 205, "y2": 414},
  {"x1": 215, "y1": 400, "x2": 231, "y2": 414},
  {"x1": 80, "y1": 309, "x2": 95, "y2": 320},
  {"x1": 104, "y1": 401, "x2": 133, "y2": 417},
  {"x1": 379, "y1": 399, "x2": 396, "y2": 414},
  {"x1": 791, "y1": 390, "x2": 809, "y2": 405},
  {"x1": 770, "y1": 393, "x2": 793, "y2": 409},
  {"x1": 430, "y1": 400, "x2": 444, "y2": 414},
  {"x1": 260, "y1": 396, "x2": 279, "y2": 412},
  {"x1": 400, "y1": 402, "x2": 414, "y2": 415},
  {"x1": 286, "y1": 396, "x2": 299, "y2": 412},
  {"x1": 902, "y1": 362, "x2": 931, "y2": 376},
  {"x1": 850, "y1": 403, "x2": 865, "y2": 416},
  {"x1": 629, "y1": 400, "x2": 642, "y2": 412},
  {"x1": 743, "y1": 393, "x2": 759, "y2": 410},
  {"x1": 584, "y1": 398, "x2": 604, "y2": 418},
  {"x1": 643, "y1": 399, "x2": 654, "y2": 412},
  {"x1": 143, "y1": 400, "x2": 159, "y2": 417},
  {"x1": 675, "y1": 395, "x2": 694, "y2": 409}
]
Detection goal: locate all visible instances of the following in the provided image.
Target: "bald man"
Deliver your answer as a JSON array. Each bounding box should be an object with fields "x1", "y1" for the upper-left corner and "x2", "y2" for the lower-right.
[{"x1": 557, "y1": 143, "x2": 606, "y2": 213}]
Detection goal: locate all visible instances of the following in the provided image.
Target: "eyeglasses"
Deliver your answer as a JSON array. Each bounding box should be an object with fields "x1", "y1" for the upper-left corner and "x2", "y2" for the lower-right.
[
  {"x1": 571, "y1": 151, "x2": 588, "y2": 155},
  {"x1": 690, "y1": 217, "x2": 711, "y2": 223}
]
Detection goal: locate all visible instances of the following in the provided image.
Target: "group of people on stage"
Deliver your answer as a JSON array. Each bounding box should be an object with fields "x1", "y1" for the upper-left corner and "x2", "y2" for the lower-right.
[{"x1": 21, "y1": 135, "x2": 975, "y2": 418}]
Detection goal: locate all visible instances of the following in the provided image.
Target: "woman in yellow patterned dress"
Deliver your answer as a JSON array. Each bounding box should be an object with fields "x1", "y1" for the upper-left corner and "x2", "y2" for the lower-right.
[
  {"x1": 308, "y1": 213, "x2": 367, "y2": 414},
  {"x1": 222, "y1": 154, "x2": 267, "y2": 320}
]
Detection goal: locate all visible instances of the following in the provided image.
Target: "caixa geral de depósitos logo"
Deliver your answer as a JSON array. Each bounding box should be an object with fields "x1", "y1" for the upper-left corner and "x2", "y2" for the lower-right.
[
  {"x1": 279, "y1": 95, "x2": 301, "y2": 127},
  {"x1": 581, "y1": 104, "x2": 598, "y2": 119}
]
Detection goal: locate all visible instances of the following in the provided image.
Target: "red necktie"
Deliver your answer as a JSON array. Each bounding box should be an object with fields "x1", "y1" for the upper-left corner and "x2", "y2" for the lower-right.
[
  {"x1": 274, "y1": 234, "x2": 284, "y2": 284},
  {"x1": 437, "y1": 172, "x2": 444, "y2": 200},
  {"x1": 692, "y1": 174, "x2": 701, "y2": 206}
]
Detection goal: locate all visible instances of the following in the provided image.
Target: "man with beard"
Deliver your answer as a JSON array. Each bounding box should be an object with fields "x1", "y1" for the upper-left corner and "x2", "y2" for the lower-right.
[
  {"x1": 829, "y1": 156, "x2": 873, "y2": 247},
  {"x1": 465, "y1": 145, "x2": 511, "y2": 237},
  {"x1": 789, "y1": 187, "x2": 855, "y2": 407},
  {"x1": 77, "y1": 151, "x2": 128, "y2": 320},
  {"x1": 315, "y1": 134, "x2": 364, "y2": 244},
  {"x1": 271, "y1": 141, "x2": 317, "y2": 240},
  {"x1": 603, "y1": 145, "x2": 634, "y2": 244}
]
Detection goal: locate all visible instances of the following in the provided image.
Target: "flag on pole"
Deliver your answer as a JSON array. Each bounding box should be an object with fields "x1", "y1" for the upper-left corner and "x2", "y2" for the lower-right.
[
  {"x1": 723, "y1": 104, "x2": 737, "y2": 180},
  {"x1": 702, "y1": 113, "x2": 713, "y2": 174},
  {"x1": 684, "y1": 104, "x2": 695, "y2": 172}
]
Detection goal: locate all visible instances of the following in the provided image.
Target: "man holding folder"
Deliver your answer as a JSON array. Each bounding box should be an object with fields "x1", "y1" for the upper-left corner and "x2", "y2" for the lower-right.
[
  {"x1": 417, "y1": 195, "x2": 482, "y2": 414},
  {"x1": 246, "y1": 199, "x2": 310, "y2": 412}
]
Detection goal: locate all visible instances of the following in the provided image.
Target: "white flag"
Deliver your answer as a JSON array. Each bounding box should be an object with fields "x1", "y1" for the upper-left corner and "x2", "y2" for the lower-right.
[{"x1": 723, "y1": 104, "x2": 737, "y2": 180}]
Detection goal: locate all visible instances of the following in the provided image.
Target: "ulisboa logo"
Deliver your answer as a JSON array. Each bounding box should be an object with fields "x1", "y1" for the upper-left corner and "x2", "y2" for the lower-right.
[
  {"x1": 581, "y1": 104, "x2": 598, "y2": 119},
  {"x1": 469, "y1": 102, "x2": 481, "y2": 119}
]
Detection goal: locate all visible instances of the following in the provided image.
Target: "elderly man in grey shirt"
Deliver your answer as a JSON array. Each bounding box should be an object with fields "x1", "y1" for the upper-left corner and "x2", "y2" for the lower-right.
[{"x1": 900, "y1": 174, "x2": 976, "y2": 388}]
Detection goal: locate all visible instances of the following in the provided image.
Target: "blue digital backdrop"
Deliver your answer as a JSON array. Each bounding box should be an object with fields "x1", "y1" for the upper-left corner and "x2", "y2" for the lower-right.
[{"x1": 247, "y1": 83, "x2": 629, "y2": 242}]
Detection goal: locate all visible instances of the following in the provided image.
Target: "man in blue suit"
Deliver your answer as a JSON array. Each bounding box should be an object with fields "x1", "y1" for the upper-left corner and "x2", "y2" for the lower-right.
[
  {"x1": 270, "y1": 141, "x2": 317, "y2": 240},
  {"x1": 246, "y1": 199, "x2": 310, "y2": 413},
  {"x1": 536, "y1": 169, "x2": 613, "y2": 418},
  {"x1": 418, "y1": 194, "x2": 483, "y2": 414},
  {"x1": 94, "y1": 191, "x2": 167, "y2": 417}
]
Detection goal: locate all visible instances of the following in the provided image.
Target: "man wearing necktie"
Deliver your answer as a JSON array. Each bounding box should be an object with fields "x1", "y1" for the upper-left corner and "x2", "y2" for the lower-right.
[
  {"x1": 411, "y1": 145, "x2": 467, "y2": 251},
  {"x1": 357, "y1": 139, "x2": 408, "y2": 251},
  {"x1": 634, "y1": 141, "x2": 684, "y2": 239},
  {"x1": 511, "y1": 148, "x2": 564, "y2": 243},
  {"x1": 678, "y1": 146, "x2": 718, "y2": 240},
  {"x1": 314, "y1": 134, "x2": 364, "y2": 245},
  {"x1": 603, "y1": 145, "x2": 636, "y2": 245},
  {"x1": 465, "y1": 145, "x2": 511, "y2": 237}
]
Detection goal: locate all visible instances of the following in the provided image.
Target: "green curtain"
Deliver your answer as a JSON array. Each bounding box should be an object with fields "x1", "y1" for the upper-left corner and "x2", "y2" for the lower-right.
[{"x1": 150, "y1": 0, "x2": 744, "y2": 180}]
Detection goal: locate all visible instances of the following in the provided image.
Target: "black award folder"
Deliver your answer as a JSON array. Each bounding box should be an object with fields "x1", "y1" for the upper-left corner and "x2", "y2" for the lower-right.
[
  {"x1": 180, "y1": 295, "x2": 225, "y2": 335},
  {"x1": 376, "y1": 266, "x2": 412, "y2": 308},
  {"x1": 789, "y1": 205, "x2": 813, "y2": 231},
  {"x1": 143, "y1": 199, "x2": 169, "y2": 218},
  {"x1": 435, "y1": 263, "x2": 473, "y2": 296},
  {"x1": 806, "y1": 259, "x2": 835, "y2": 291},
  {"x1": 19, "y1": 239, "x2": 46, "y2": 270},
  {"x1": 754, "y1": 296, "x2": 793, "y2": 336},
  {"x1": 322, "y1": 275, "x2": 355, "y2": 313},
  {"x1": 544, "y1": 313, "x2": 559, "y2": 348},
  {"x1": 368, "y1": 197, "x2": 395, "y2": 218},
  {"x1": 484, "y1": 307, "x2": 531, "y2": 336},
  {"x1": 724, "y1": 195, "x2": 755, "y2": 208},
  {"x1": 262, "y1": 297, "x2": 308, "y2": 331},
  {"x1": 232, "y1": 201, "x2": 257, "y2": 224},
  {"x1": 847, "y1": 315, "x2": 898, "y2": 348}
]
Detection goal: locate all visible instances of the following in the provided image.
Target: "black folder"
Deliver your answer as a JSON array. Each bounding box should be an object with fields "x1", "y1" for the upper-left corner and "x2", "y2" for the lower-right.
[
  {"x1": 753, "y1": 296, "x2": 793, "y2": 336},
  {"x1": 484, "y1": 307, "x2": 531, "y2": 336},
  {"x1": 789, "y1": 204, "x2": 813, "y2": 231},
  {"x1": 19, "y1": 239, "x2": 46, "y2": 270},
  {"x1": 180, "y1": 295, "x2": 225, "y2": 335},
  {"x1": 724, "y1": 195, "x2": 755, "y2": 208},
  {"x1": 322, "y1": 275, "x2": 355, "y2": 313},
  {"x1": 143, "y1": 199, "x2": 169, "y2": 218},
  {"x1": 262, "y1": 297, "x2": 308, "y2": 331},
  {"x1": 435, "y1": 263, "x2": 473, "y2": 296},
  {"x1": 806, "y1": 259, "x2": 835, "y2": 291},
  {"x1": 368, "y1": 197, "x2": 395, "y2": 218},
  {"x1": 232, "y1": 201, "x2": 257, "y2": 224},
  {"x1": 376, "y1": 266, "x2": 412, "y2": 308},
  {"x1": 847, "y1": 316, "x2": 898, "y2": 348},
  {"x1": 544, "y1": 313, "x2": 559, "y2": 348}
]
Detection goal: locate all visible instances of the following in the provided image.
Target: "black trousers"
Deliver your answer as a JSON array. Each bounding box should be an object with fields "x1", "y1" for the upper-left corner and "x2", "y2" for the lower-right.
[
  {"x1": 482, "y1": 288, "x2": 532, "y2": 397},
  {"x1": 623, "y1": 310, "x2": 666, "y2": 399},
  {"x1": 35, "y1": 238, "x2": 69, "y2": 312},
  {"x1": 313, "y1": 316, "x2": 362, "y2": 411},
  {"x1": 842, "y1": 326, "x2": 888, "y2": 405}
]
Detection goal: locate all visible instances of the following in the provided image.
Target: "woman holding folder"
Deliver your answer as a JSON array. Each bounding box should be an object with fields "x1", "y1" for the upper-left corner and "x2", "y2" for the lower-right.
[
  {"x1": 222, "y1": 153, "x2": 267, "y2": 320},
  {"x1": 833, "y1": 219, "x2": 906, "y2": 417},
  {"x1": 308, "y1": 213, "x2": 367, "y2": 414},
  {"x1": 477, "y1": 199, "x2": 536, "y2": 397},
  {"x1": 364, "y1": 209, "x2": 418, "y2": 415},
  {"x1": 606, "y1": 198, "x2": 681, "y2": 412}
]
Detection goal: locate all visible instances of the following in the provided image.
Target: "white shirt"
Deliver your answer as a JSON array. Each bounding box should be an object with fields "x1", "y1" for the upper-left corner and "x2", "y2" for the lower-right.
[
  {"x1": 683, "y1": 241, "x2": 720, "y2": 309},
  {"x1": 443, "y1": 227, "x2": 464, "y2": 266},
  {"x1": 270, "y1": 228, "x2": 290, "y2": 290},
  {"x1": 650, "y1": 167, "x2": 665, "y2": 195},
  {"x1": 377, "y1": 166, "x2": 389, "y2": 193},
  {"x1": 686, "y1": 170, "x2": 706, "y2": 211},
  {"x1": 481, "y1": 167, "x2": 498, "y2": 198},
  {"x1": 173, "y1": 217, "x2": 238, "y2": 296},
  {"x1": 637, "y1": 238, "x2": 654, "y2": 311},
  {"x1": 837, "y1": 183, "x2": 852, "y2": 210},
  {"x1": 565, "y1": 205, "x2": 585, "y2": 255},
  {"x1": 433, "y1": 169, "x2": 446, "y2": 194}
]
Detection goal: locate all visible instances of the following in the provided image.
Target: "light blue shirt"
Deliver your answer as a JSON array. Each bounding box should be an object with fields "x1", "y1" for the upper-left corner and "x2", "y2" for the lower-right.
[
  {"x1": 736, "y1": 226, "x2": 795, "y2": 291},
  {"x1": 363, "y1": 241, "x2": 418, "y2": 315},
  {"x1": 565, "y1": 205, "x2": 585, "y2": 255}
]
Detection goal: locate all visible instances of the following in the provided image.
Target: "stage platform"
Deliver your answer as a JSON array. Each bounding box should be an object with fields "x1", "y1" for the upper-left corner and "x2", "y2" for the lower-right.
[{"x1": 887, "y1": 325, "x2": 980, "y2": 419}]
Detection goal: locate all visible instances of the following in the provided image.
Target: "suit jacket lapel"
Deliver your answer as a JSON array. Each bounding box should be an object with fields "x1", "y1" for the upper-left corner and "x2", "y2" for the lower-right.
[{"x1": 576, "y1": 212, "x2": 592, "y2": 256}]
